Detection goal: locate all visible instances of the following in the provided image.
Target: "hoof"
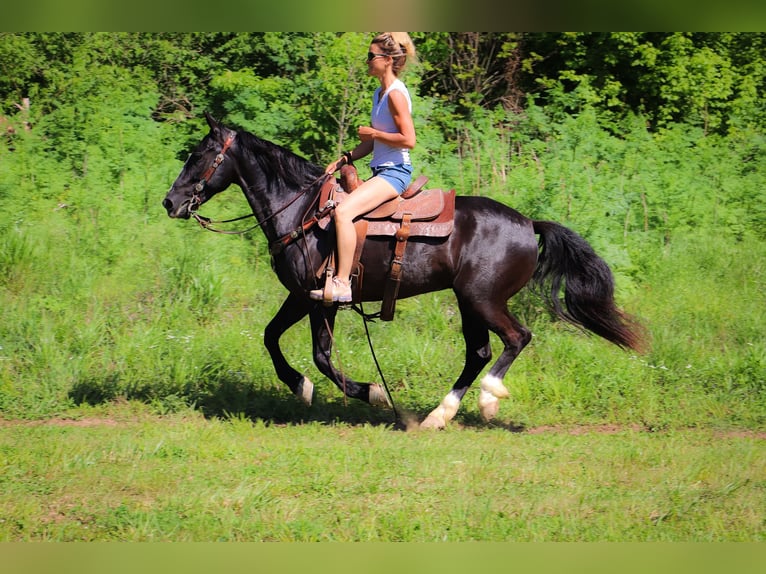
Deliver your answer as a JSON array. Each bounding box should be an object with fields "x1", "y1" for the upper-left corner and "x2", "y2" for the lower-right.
[
  {"x1": 420, "y1": 392, "x2": 460, "y2": 429},
  {"x1": 420, "y1": 412, "x2": 446, "y2": 429},
  {"x1": 295, "y1": 377, "x2": 314, "y2": 406},
  {"x1": 369, "y1": 384, "x2": 393, "y2": 409},
  {"x1": 478, "y1": 391, "x2": 500, "y2": 421}
]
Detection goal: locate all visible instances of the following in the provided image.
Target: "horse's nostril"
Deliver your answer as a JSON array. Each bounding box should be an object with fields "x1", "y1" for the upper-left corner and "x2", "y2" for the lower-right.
[{"x1": 162, "y1": 198, "x2": 172, "y2": 211}]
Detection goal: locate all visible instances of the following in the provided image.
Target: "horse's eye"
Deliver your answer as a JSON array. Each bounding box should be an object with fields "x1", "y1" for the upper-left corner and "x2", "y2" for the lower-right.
[{"x1": 184, "y1": 152, "x2": 205, "y2": 169}]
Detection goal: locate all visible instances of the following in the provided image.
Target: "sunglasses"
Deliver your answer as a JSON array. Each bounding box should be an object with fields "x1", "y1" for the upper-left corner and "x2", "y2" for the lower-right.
[{"x1": 367, "y1": 52, "x2": 388, "y2": 62}]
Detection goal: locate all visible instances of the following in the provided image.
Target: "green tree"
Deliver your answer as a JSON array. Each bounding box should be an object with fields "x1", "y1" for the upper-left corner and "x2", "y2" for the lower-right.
[
  {"x1": 206, "y1": 32, "x2": 376, "y2": 161},
  {"x1": 515, "y1": 32, "x2": 765, "y2": 134},
  {"x1": 416, "y1": 32, "x2": 521, "y2": 113}
]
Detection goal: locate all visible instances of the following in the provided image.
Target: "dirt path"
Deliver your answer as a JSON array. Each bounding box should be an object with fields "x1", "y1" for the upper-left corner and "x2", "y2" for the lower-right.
[{"x1": 2, "y1": 416, "x2": 764, "y2": 439}]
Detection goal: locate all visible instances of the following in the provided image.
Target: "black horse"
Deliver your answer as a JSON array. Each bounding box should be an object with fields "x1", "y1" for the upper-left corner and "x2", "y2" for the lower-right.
[{"x1": 163, "y1": 113, "x2": 644, "y2": 428}]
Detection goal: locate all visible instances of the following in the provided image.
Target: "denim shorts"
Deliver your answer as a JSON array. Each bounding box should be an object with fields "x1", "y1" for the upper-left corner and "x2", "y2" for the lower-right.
[{"x1": 371, "y1": 163, "x2": 413, "y2": 195}]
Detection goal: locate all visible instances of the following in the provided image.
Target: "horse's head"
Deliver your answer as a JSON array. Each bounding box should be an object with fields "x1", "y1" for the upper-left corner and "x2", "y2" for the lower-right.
[{"x1": 163, "y1": 112, "x2": 237, "y2": 219}]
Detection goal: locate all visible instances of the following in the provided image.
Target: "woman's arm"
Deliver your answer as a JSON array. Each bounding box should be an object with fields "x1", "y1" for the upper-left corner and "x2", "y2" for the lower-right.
[
  {"x1": 325, "y1": 140, "x2": 374, "y2": 174},
  {"x1": 358, "y1": 89, "x2": 416, "y2": 149}
]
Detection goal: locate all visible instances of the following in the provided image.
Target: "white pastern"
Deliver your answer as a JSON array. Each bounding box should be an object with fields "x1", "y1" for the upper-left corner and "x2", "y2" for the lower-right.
[
  {"x1": 369, "y1": 384, "x2": 393, "y2": 409},
  {"x1": 295, "y1": 376, "x2": 314, "y2": 406},
  {"x1": 480, "y1": 374, "x2": 510, "y2": 398},
  {"x1": 478, "y1": 374, "x2": 509, "y2": 421},
  {"x1": 420, "y1": 391, "x2": 461, "y2": 429}
]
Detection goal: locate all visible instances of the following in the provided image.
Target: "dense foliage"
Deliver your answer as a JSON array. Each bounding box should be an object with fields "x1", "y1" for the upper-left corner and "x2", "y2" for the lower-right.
[{"x1": 0, "y1": 33, "x2": 764, "y2": 428}]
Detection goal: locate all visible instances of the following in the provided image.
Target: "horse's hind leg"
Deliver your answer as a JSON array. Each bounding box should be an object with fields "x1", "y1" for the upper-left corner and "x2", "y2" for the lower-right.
[
  {"x1": 421, "y1": 299, "x2": 493, "y2": 429},
  {"x1": 421, "y1": 298, "x2": 531, "y2": 428},
  {"x1": 476, "y1": 306, "x2": 531, "y2": 422}
]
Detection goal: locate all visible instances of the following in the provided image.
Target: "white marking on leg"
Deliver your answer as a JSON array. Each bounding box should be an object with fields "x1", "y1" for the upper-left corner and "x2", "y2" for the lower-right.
[
  {"x1": 420, "y1": 391, "x2": 461, "y2": 429},
  {"x1": 479, "y1": 374, "x2": 509, "y2": 422},
  {"x1": 295, "y1": 376, "x2": 314, "y2": 406},
  {"x1": 369, "y1": 384, "x2": 393, "y2": 409},
  {"x1": 480, "y1": 374, "x2": 510, "y2": 398},
  {"x1": 478, "y1": 389, "x2": 499, "y2": 421}
]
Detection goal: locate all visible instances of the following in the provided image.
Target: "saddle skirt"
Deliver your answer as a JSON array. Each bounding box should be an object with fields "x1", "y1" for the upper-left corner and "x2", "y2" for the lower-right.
[{"x1": 317, "y1": 179, "x2": 455, "y2": 238}]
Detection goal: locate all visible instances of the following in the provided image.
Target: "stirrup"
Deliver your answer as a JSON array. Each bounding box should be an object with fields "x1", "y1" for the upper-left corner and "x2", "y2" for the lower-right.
[{"x1": 309, "y1": 277, "x2": 352, "y2": 304}]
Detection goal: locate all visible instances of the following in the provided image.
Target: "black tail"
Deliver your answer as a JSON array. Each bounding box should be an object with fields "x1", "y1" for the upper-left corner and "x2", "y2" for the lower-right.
[{"x1": 532, "y1": 220, "x2": 646, "y2": 352}]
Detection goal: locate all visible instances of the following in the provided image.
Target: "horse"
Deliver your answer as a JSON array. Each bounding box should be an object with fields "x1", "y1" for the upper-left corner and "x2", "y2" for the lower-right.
[{"x1": 162, "y1": 113, "x2": 645, "y2": 429}]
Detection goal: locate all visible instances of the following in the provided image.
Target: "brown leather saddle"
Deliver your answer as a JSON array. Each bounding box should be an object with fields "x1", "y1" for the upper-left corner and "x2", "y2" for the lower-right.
[{"x1": 316, "y1": 165, "x2": 456, "y2": 319}]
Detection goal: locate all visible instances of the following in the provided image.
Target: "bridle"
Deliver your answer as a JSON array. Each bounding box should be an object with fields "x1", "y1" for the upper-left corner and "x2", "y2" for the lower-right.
[
  {"x1": 188, "y1": 132, "x2": 332, "y2": 243},
  {"x1": 189, "y1": 133, "x2": 236, "y2": 213}
]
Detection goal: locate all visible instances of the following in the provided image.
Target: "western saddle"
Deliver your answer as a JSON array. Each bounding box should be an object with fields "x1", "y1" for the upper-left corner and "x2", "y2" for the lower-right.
[{"x1": 315, "y1": 165, "x2": 456, "y2": 320}]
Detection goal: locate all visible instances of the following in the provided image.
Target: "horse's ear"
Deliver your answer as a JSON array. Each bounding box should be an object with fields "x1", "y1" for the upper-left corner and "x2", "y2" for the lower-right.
[
  {"x1": 204, "y1": 111, "x2": 219, "y2": 131},
  {"x1": 204, "y1": 111, "x2": 231, "y2": 143}
]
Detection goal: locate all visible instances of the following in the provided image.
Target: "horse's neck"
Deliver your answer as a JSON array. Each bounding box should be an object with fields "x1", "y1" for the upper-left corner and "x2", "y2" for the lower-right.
[{"x1": 237, "y1": 166, "x2": 321, "y2": 241}]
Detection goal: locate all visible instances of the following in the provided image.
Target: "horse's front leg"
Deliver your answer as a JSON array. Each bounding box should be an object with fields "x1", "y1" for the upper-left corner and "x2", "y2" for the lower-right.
[
  {"x1": 309, "y1": 306, "x2": 392, "y2": 409},
  {"x1": 264, "y1": 292, "x2": 315, "y2": 406}
]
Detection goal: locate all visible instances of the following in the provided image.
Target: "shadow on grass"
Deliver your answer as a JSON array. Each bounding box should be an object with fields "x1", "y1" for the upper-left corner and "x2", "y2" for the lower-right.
[
  {"x1": 69, "y1": 374, "x2": 399, "y2": 428},
  {"x1": 68, "y1": 373, "x2": 529, "y2": 432},
  {"x1": 455, "y1": 411, "x2": 528, "y2": 433}
]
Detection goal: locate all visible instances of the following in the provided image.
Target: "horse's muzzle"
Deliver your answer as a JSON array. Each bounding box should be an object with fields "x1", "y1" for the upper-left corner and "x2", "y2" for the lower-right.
[{"x1": 162, "y1": 195, "x2": 191, "y2": 219}]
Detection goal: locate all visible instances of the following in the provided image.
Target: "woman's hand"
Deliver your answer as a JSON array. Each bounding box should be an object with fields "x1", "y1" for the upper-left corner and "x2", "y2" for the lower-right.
[
  {"x1": 325, "y1": 158, "x2": 343, "y2": 174},
  {"x1": 358, "y1": 126, "x2": 377, "y2": 142}
]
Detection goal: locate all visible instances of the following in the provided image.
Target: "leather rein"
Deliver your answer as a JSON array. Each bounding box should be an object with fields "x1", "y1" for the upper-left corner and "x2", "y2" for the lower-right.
[{"x1": 189, "y1": 133, "x2": 331, "y2": 247}]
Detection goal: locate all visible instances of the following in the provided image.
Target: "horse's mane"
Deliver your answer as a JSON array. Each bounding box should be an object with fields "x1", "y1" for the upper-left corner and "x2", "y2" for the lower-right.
[{"x1": 236, "y1": 130, "x2": 325, "y2": 192}]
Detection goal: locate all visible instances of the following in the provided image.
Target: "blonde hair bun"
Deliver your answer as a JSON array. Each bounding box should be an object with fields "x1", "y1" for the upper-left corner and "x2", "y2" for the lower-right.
[{"x1": 373, "y1": 32, "x2": 418, "y2": 75}]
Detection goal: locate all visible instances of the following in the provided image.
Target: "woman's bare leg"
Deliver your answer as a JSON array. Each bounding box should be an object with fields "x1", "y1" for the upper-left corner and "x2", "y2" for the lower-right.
[{"x1": 334, "y1": 177, "x2": 398, "y2": 282}]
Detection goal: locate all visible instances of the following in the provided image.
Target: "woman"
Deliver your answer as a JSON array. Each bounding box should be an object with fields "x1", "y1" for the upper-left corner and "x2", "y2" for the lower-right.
[{"x1": 310, "y1": 32, "x2": 417, "y2": 303}]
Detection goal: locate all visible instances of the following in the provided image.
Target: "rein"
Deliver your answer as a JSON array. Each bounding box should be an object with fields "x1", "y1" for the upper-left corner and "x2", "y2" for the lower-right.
[
  {"x1": 191, "y1": 211, "x2": 264, "y2": 235},
  {"x1": 189, "y1": 133, "x2": 330, "y2": 239},
  {"x1": 192, "y1": 174, "x2": 329, "y2": 239}
]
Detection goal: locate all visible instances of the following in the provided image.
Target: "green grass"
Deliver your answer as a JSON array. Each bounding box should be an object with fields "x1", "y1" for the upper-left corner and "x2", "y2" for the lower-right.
[{"x1": 1, "y1": 402, "x2": 763, "y2": 541}]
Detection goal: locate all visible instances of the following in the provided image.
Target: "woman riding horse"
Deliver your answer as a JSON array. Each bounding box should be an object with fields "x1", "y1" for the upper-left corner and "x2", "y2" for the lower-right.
[{"x1": 310, "y1": 32, "x2": 418, "y2": 304}]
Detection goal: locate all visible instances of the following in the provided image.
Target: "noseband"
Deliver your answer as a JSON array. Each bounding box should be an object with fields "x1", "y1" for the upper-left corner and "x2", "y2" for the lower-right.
[{"x1": 190, "y1": 133, "x2": 236, "y2": 212}]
